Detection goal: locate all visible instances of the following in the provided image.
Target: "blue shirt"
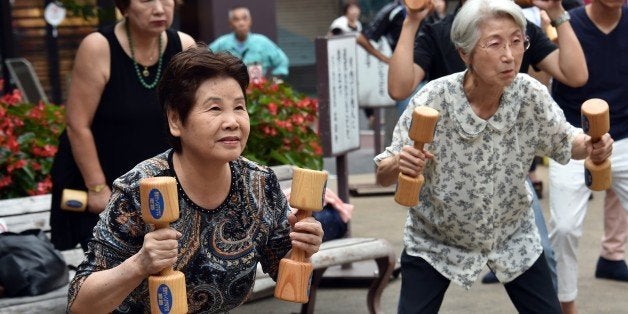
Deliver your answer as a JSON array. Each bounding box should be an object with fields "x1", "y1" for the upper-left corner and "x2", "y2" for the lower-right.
[
  {"x1": 552, "y1": 6, "x2": 628, "y2": 141},
  {"x1": 210, "y1": 32, "x2": 289, "y2": 76}
]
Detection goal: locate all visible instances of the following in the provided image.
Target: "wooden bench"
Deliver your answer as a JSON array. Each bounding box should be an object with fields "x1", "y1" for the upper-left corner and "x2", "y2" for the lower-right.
[{"x1": 0, "y1": 165, "x2": 397, "y2": 314}]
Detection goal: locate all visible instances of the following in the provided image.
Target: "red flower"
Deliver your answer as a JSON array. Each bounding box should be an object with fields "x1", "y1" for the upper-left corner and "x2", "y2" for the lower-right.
[
  {"x1": 31, "y1": 144, "x2": 58, "y2": 157},
  {"x1": 31, "y1": 161, "x2": 42, "y2": 171},
  {"x1": 7, "y1": 159, "x2": 27, "y2": 173},
  {"x1": 291, "y1": 114, "x2": 305, "y2": 125},
  {"x1": 1, "y1": 89, "x2": 22, "y2": 105},
  {"x1": 0, "y1": 176, "x2": 12, "y2": 189},
  {"x1": 267, "y1": 102, "x2": 278, "y2": 115},
  {"x1": 5, "y1": 135, "x2": 19, "y2": 153},
  {"x1": 33, "y1": 177, "x2": 53, "y2": 195}
]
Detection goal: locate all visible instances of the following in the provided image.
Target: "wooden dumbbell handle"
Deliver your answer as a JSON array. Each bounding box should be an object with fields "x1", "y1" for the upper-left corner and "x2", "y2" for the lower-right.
[{"x1": 290, "y1": 210, "x2": 310, "y2": 263}]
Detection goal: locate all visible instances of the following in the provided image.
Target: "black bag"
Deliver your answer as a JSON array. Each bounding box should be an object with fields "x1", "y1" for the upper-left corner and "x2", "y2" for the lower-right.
[{"x1": 0, "y1": 229, "x2": 69, "y2": 297}]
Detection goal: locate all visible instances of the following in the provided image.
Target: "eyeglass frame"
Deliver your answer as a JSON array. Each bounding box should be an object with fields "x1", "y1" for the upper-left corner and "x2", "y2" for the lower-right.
[{"x1": 478, "y1": 35, "x2": 531, "y2": 54}]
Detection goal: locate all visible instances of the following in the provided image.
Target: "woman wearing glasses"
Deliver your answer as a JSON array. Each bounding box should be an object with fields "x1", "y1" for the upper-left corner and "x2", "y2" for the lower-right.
[{"x1": 374, "y1": 0, "x2": 613, "y2": 313}]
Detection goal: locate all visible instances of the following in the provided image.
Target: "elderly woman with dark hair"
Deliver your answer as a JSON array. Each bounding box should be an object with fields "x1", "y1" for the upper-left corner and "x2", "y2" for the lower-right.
[
  {"x1": 67, "y1": 46, "x2": 324, "y2": 313},
  {"x1": 374, "y1": 0, "x2": 613, "y2": 313}
]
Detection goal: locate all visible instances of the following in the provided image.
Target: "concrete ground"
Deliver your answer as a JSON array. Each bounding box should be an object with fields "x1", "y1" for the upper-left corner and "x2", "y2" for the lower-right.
[{"x1": 235, "y1": 114, "x2": 627, "y2": 314}]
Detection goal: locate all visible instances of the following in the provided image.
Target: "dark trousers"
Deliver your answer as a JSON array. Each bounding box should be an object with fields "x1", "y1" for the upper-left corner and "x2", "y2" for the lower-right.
[{"x1": 397, "y1": 250, "x2": 561, "y2": 314}]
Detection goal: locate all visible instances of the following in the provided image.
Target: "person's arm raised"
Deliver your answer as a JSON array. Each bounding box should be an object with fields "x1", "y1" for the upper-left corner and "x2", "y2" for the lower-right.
[
  {"x1": 388, "y1": 7, "x2": 430, "y2": 101},
  {"x1": 533, "y1": 0, "x2": 588, "y2": 87}
]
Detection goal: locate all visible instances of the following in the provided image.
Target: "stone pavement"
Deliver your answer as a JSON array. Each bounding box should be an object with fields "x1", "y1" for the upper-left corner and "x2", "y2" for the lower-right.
[{"x1": 234, "y1": 129, "x2": 627, "y2": 314}]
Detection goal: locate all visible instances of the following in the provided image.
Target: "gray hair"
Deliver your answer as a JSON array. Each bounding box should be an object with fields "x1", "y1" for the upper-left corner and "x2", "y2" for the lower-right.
[
  {"x1": 228, "y1": 6, "x2": 251, "y2": 20},
  {"x1": 451, "y1": 0, "x2": 527, "y2": 55}
]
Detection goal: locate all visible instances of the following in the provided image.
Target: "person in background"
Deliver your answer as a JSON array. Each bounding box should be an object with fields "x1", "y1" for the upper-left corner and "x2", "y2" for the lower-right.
[
  {"x1": 328, "y1": 1, "x2": 391, "y2": 128},
  {"x1": 329, "y1": 2, "x2": 363, "y2": 35},
  {"x1": 375, "y1": 1, "x2": 612, "y2": 312},
  {"x1": 67, "y1": 46, "x2": 324, "y2": 313},
  {"x1": 360, "y1": 0, "x2": 431, "y2": 141},
  {"x1": 209, "y1": 5, "x2": 289, "y2": 82},
  {"x1": 548, "y1": 1, "x2": 628, "y2": 313},
  {"x1": 49, "y1": 0, "x2": 195, "y2": 252}
]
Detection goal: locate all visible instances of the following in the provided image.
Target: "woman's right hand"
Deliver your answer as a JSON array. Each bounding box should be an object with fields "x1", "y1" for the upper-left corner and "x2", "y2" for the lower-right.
[
  {"x1": 135, "y1": 228, "x2": 182, "y2": 277},
  {"x1": 398, "y1": 145, "x2": 433, "y2": 177}
]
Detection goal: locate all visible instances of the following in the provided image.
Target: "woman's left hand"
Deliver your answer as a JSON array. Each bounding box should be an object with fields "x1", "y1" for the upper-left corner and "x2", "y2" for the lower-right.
[
  {"x1": 588, "y1": 133, "x2": 614, "y2": 163},
  {"x1": 288, "y1": 211, "x2": 324, "y2": 259}
]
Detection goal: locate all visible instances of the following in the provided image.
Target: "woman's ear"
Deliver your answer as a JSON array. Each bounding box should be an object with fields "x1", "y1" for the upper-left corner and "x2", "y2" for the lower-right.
[
  {"x1": 458, "y1": 48, "x2": 471, "y2": 68},
  {"x1": 167, "y1": 109, "x2": 182, "y2": 137}
]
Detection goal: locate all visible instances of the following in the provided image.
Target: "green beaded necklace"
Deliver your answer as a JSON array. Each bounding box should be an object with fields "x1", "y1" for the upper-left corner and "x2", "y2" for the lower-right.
[{"x1": 125, "y1": 20, "x2": 163, "y2": 89}]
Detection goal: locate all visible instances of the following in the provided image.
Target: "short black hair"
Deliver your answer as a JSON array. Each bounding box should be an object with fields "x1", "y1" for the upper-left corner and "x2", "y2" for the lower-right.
[{"x1": 157, "y1": 44, "x2": 249, "y2": 152}]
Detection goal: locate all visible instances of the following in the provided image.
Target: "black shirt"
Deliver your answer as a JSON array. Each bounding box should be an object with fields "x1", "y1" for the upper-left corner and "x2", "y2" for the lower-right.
[
  {"x1": 413, "y1": 13, "x2": 557, "y2": 81},
  {"x1": 362, "y1": 2, "x2": 406, "y2": 51}
]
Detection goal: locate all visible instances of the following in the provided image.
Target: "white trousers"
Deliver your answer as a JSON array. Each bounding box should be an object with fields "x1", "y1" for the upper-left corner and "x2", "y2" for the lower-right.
[{"x1": 549, "y1": 138, "x2": 628, "y2": 302}]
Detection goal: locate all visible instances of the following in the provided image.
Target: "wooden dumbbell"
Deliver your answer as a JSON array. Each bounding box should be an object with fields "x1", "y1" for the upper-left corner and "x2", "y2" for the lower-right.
[
  {"x1": 274, "y1": 168, "x2": 328, "y2": 304},
  {"x1": 61, "y1": 189, "x2": 88, "y2": 211},
  {"x1": 394, "y1": 106, "x2": 440, "y2": 207},
  {"x1": 404, "y1": 0, "x2": 430, "y2": 11},
  {"x1": 581, "y1": 99, "x2": 612, "y2": 191},
  {"x1": 139, "y1": 177, "x2": 187, "y2": 314}
]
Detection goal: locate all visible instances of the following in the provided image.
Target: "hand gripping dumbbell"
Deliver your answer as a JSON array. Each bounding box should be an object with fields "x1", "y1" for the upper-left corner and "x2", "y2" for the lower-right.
[
  {"x1": 394, "y1": 106, "x2": 440, "y2": 207},
  {"x1": 274, "y1": 168, "x2": 328, "y2": 303},
  {"x1": 139, "y1": 177, "x2": 188, "y2": 314},
  {"x1": 60, "y1": 184, "x2": 107, "y2": 212},
  {"x1": 404, "y1": 0, "x2": 430, "y2": 11},
  {"x1": 581, "y1": 98, "x2": 612, "y2": 191}
]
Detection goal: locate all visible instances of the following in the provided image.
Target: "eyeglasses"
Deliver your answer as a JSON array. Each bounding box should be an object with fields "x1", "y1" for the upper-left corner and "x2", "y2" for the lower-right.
[{"x1": 478, "y1": 36, "x2": 531, "y2": 54}]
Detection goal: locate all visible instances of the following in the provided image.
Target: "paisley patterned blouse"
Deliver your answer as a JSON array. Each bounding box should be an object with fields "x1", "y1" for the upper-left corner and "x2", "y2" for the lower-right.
[
  {"x1": 375, "y1": 71, "x2": 581, "y2": 288},
  {"x1": 68, "y1": 150, "x2": 292, "y2": 313}
]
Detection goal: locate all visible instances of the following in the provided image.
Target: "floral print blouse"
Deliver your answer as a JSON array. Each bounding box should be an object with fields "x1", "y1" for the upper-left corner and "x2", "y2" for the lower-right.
[
  {"x1": 375, "y1": 71, "x2": 580, "y2": 288},
  {"x1": 68, "y1": 150, "x2": 292, "y2": 313}
]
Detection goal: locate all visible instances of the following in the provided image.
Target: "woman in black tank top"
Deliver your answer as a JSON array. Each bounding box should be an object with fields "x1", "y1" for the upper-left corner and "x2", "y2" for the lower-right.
[{"x1": 49, "y1": 0, "x2": 195, "y2": 251}]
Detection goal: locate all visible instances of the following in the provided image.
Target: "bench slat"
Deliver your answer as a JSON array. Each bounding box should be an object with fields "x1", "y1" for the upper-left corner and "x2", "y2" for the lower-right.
[
  {"x1": 2, "y1": 211, "x2": 51, "y2": 233},
  {"x1": 0, "y1": 194, "x2": 51, "y2": 216}
]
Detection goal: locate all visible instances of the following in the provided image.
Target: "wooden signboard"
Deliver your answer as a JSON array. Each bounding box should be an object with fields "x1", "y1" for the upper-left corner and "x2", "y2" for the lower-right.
[
  {"x1": 356, "y1": 38, "x2": 395, "y2": 108},
  {"x1": 316, "y1": 35, "x2": 361, "y2": 157}
]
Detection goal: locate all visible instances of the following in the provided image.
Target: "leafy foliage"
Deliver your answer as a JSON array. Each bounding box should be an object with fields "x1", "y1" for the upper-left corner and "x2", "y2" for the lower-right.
[
  {"x1": 244, "y1": 80, "x2": 323, "y2": 170},
  {"x1": 0, "y1": 86, "x2": 65, "y2": 199}
]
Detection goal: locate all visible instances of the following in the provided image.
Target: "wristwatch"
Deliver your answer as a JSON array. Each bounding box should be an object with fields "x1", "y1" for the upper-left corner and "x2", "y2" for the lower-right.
[
  {"x1": 88, "y1": 183, "x2": 107, "y2": 193},
  {"x1": 551, "y1": 11, "x2": 571, "y2": 28}
]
